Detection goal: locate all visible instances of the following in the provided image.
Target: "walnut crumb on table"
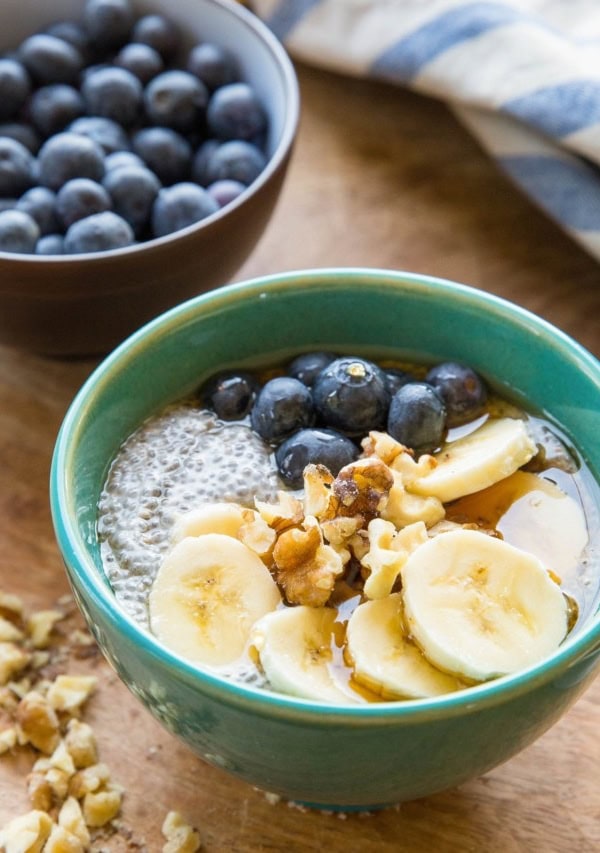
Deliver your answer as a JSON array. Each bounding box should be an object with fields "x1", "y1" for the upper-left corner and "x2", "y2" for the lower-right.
[{"x1": 0, "y1": 592, "x2": 202, "y2": 853}]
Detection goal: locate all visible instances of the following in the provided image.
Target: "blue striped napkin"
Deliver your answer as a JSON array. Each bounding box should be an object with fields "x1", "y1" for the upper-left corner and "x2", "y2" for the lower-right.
[{"x1": 252, "y1": 0, "x2": 600, "y2": 260}]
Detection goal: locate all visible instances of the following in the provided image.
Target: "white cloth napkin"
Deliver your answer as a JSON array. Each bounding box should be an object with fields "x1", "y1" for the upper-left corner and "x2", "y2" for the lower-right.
[{"x1": 252, "y1": 0, "x2": 600, "y2": 261}]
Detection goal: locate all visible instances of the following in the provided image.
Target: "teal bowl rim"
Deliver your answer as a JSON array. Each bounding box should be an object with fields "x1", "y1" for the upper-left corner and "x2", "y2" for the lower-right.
[{"x1": 50, "y1": 267, "x2": 600, "y2": 723}]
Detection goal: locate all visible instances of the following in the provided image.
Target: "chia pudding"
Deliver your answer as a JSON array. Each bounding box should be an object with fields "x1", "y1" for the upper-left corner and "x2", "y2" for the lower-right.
[{"x1": 96, "y1": 354, "x2": 600, "y2": 703}]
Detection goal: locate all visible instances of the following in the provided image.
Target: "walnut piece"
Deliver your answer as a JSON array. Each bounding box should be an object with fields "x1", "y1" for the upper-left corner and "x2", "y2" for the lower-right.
[
  {"x1": 0, "y1": 809, "x2": 53, "y2": 853},
  {"x1": 82, "y1": 784, "x2": 123, "y2": 828},
  {"x1": 272, "y1": 518, "x2": 343, "y2": 607},
  {"x1": 0, "y1": 641, "x2": 31, "y2": 686},
  {"x1": 162, "y1": 811, "x2": 202, "y2": 853},
  {"x1": 43, "y1": 824, "x2": 85, "y2": 853},
  {"x1": 332, "y1": 458, "x2": 394, "y2": 522},
  {"x1": 47, "y1": 675, "x2": 97, "y2": 715},
  {"x1": 16, "y1": 691, "x2": 60, "y2": 754},
  {"x1": 64, "y1": 719, "x2": 98, "y2": 769},
  {"x1": 58, "y1": 797, "x2": 91, "y2": 849},
  {"x1": 255, "y1": 491, "x2": 304, "y2": 532},
  {"x1": 303, "y1": 464, "x2": 337, "y2": 521},
  {"x1": 238, "y1": 510, "x2": 276, "y2": 559},
  {"x1": 0, "y1": 615, "x2": 25, "y2": 643},
  {"x1": 27, "y1": 610, "x2": 63, "y2": 649}
]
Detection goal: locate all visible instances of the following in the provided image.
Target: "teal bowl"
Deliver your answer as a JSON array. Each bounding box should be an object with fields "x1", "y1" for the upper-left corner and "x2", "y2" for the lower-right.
[{"x1": 50, "y1": 269, "x2": 600, "y2": 809}]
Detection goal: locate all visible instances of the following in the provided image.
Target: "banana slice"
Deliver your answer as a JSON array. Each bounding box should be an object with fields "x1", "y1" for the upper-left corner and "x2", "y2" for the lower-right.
[
  {"x1": 149, "y1": 534, "x2": 281, "y2": 667},
  {"x1": 410, "y1": 417, "x2": 537, "y2": 503},
  {"x1": 251, "y1": 606, "x2": 353, "y2": 703},
  {"x1": 345, "y1": 595, "x2": 463, "y2": 699},
  {"x1": 171, "y1": 502, "x2": 248, "y2": 544},
  {"x1": 401, "y1": 529, "x2": 568, "y2": 682}
]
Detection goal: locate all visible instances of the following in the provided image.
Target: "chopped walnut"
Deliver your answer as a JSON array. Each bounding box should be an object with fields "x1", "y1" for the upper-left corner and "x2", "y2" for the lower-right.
[
  {"x1": 27, "y1": 610, "x2": 63, "y2": 649},
  {"x1": 0, "y1": 614, "x2": 25, "y2": 643},
  {"x1": 255, "y1": 491, "x2": 304, "y2": 532},
  {"x1": 0, "y1": 641, "x2": 31, "y2": 686},
  {"x1": 162, "y1": 811, "x2": 202, "y2": 853},
  {"x1": 69, "y1": 762, "x2": 111, "y2": 799},
  {"x1": 82, "y1": 784, "x2": 123, "y2": 827},
  {"x1": 361, "y1": 520, "x2": 428, "y2": 599},
  {"x1": 16, "y1": 691, "x2": 60, "y2": 754},
  {"x1": 0, "y1": 809, "x2": 53, "y2": 853},
  {"x1": 272, "y1": 518, "x2": 343, "y2": 607},
  {"x1": 47, "y1": 675, "x2": 97, "y2": 715},
  {"x1": 43, "y1": 824, "x2": 85, "y2": 853},
  {"x1": 332, "y1": 458, "x2": 394, "y2": 522},
  {"x1": 0, "y1": 591, "x2": 24, "y2": 623},
  {"x1": 238, "y1": 510, "x2": 277, "y2": 559},
  {"x1": 64, "y1": 719, "x2": 98, "y2": 769},
  {"x1": 49, "y1": 739, "x2": 76, "y2": 776},
  {"x1": 361, "y1": 430, "x2": 407, "y2": 466},
  {"x1": 27, "y1": 769, "x2": 54, "y2": 811},
  {"x1": 303, "y1": 464, "x2": 338, "y2": 521},
  {"x1": 58, "y1": 797, "x2": 91, "y2": 849},
  {"x1": 0, "y1": 725, "x2": 17, "y2": 754}
]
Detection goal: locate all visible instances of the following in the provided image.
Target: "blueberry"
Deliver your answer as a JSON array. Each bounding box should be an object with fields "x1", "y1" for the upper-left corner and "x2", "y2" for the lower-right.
[
  {"x1": 56, "y1": 178, "x2": 112, "y2": 229},
  {"x1": 81, "y1": 66, "x2": 142, "y2": 126},
  {"x1": 197, "y1": 140, "x2": 266, "y2": 186},
  {"x1": 152, "y1": 182, "x2": 218, "y2": 237},
  {"x1": 84, "y1": 0, "x2": 134, "y2": 50},
  {"x1": 116, "y1": 42, "x2": 163, "y2": 84},
  {"x1": 202, "y1": 372, "x2": 258, "y2": 420},
  {"x1": 191, "y1": 139, "x2": 219, "y2": 184},
  {"x1": 0, "y1": 209, "x2": 40, "y2": 253},
  {"x1": 251, "y1": 377, "x2": 315, "y2": 443},
  {"x1": 17, "y1": 186, "x2": 59, "y2": 235},
  {"x1": 385, "y1": 368, "x2": 414, "y2": 396},
  {"x1": 29, "y1": 84, "x2": 84, "y2": 136},
  {"x1": 104, "y1": 150, "x2": 144, "y2": 171},
  {"x1": 0, "y1": 59, "x2": 31, "y2": 121},
  {"x1": 103, "y1": 165, "x2": 160, "y2": 235},
  {"x1": 38, "y1": 132, "x2": 104, "y2": 190},
  {"x1": 0, "y1": 138, "x2": 34, "y2": 196},
  {"x1": 206, "y1": 83, "x2": 267, "y2": 141},
  {"x1": 132, "y1": 127, "x2": 191, "y2": 185},
  {"x1": 425, "y1": 362, "x2": 488, "y2": 426},
  {"x1": 64, "y1": 210, "x2": 134, "y2": 253},
  {"x1": 206, "y1": 179, "x2": 245, "y2": 208},
  {"x1": 144, "y1": 71, "x2": 209, "y2": 133},
  {"x1": 313, "y1": 357, "x2": 390, "y2": 435},
  {"x1": 68, "y1": 116, "x2": 130, "y2": 154},
  {"x1": 18, "y1": 34, "x2": 83, "y2": 85},
  {"x1": 187, "y1": 43, "x2": 239, "y2": 91},
  {"x1": 387, "y1": 382, "x2": 447, "y2": 456},
  {"x1": 36, "y1": 233, "x2": 65, "y2": 254},
  {"x1": 275, "y1": 428, "x2": 359, "y2": 488},
  {"x1": 288, "y1": 352, "x2": 337, "y2": 387},
  {"x1": 45, "y1": 21, "x2": 90, "y2": 55},
  {"x1": 132, "y1": 14, "x2": 179, "y2": 59},
  {"x1": 0, "y1": 123, "x2": 41, "y2": 154}
]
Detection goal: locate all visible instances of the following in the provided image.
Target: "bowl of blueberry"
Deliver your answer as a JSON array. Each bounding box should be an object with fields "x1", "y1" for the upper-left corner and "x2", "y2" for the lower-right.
[{"x1": 0, "y1": 0, "x2": 298, "y2": 356}]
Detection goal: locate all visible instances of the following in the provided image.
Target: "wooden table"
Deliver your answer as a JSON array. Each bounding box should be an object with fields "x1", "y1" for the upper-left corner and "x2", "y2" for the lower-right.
[{"x1": 1, "y1": 63, "x2": 599, "y2": 851}]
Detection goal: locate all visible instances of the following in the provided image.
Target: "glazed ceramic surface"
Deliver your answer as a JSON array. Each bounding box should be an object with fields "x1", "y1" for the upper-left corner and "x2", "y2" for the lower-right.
[
  {"x1": 51, "y1": 269, "x2": 600, "y2": 808},
  {"x1": 0, "y1": 0, "x2": 298, "y2": 355}
]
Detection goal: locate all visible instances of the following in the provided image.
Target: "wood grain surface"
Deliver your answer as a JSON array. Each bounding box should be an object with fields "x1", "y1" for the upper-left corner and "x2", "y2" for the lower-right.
[{"x1": 1, "y1": 64, "x2": 599, "y2": 851}]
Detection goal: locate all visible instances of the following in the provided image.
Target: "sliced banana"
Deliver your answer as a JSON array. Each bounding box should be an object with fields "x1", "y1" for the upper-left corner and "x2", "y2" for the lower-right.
[
  {"x1": 149, "y1": 534, "x2": 281, "y2": 667},
  {"x1": 401, "y1": 529, "x2": 568, "y2": 682},
  {"x1": 171, "y1": 502, "x2": 248, "y2": 544},
  {"x1": 410, "y1": 417, "x2": 537, "y2": 503},
  {"x1": 345, "y1": 594, "x2": 463, "y2": 699},
  {"x1": 251, "y1": 606, "x2": 353, "y2": 703}
]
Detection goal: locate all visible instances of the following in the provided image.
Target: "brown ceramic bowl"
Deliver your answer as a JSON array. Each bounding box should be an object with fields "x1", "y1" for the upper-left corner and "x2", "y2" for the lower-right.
[{"x1": 0, "y1": 0, "x2": 299, "y2": 356}]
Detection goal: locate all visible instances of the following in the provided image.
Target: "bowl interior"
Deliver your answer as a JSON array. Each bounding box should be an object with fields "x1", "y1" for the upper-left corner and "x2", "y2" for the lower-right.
[{"x1": 52, "y1": 269, "x2": 600, "y2": 710}]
